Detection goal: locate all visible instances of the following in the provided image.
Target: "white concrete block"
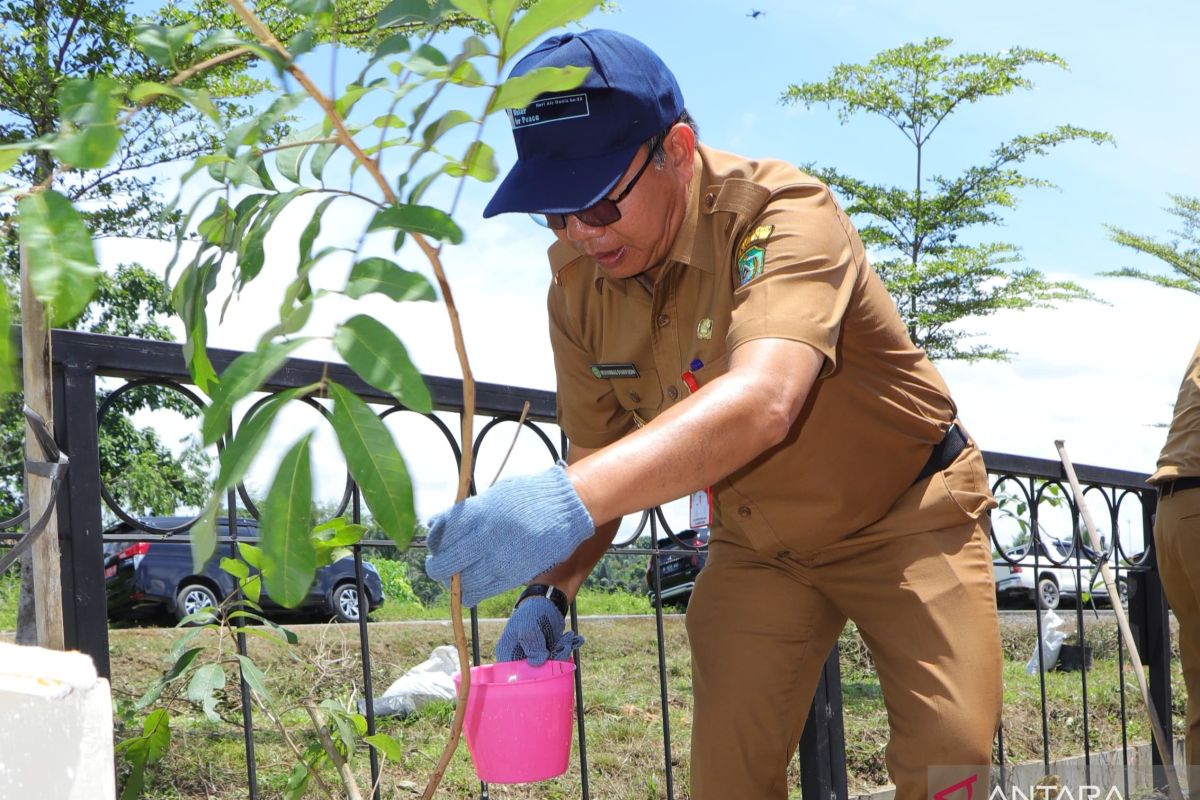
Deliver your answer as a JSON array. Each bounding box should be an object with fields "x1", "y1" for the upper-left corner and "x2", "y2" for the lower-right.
[{"x1": 0, "y1": 643, "x2": 115, "y2": 800}]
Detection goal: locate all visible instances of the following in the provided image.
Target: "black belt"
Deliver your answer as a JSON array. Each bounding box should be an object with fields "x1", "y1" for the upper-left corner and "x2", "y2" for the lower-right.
[
  {"x1": 914, "y1": 423, "x2": 967, "y2": 486},
  {"x1": 1158, "y1": 476, "x2": 1200, "y2": 497}
]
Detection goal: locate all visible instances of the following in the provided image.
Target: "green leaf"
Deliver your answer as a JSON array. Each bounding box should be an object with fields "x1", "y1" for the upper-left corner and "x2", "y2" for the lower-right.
[
  {"x1": 216, "y1": 384, "x2": 321, "y2": 495},
  {"x1": 133, "y1": 21, "x2": 198, "y2": 68},
  {"x1": 378, "y1": 0, "x2": 456, "y2": 28},
  {"x1": 504, "y1": 0, "x2": 600, "y2": 59},
  {"x1": 181, "y1": 87, "x2": 221, "y2": 123},
  {"x1": 489, "y1": 65, "x2": 591, "y2": 113},
  {"x1": 196, "y1": 197, "x2": 234, "y2": 245},
  {"x1": 242, "y1": 574, "x2": 263, "y2": 604},
  {"x1": 221, "y1": 557, "x2": 249, "y2": 580},
  {"x1": 238, "y1": 543, "x2": 263, "y2": 570},
  {"x1": 51, "y1": 77, "x2": 124, "y2": 169},
  {"x1": 236, "y1": 655, "x2": 275, "y2": 707},
  {"x1": 285, "y1": 0, "x2": 331, "y2": 13},
  {"x1": 334, "y1": 315, "x2": 432, "y2": 412},
  {"x1": 310, "y1": 141, "x2": 337, "y2": 180},
  {"x1": 313, "y1": 516, "x2": 367, "y2": 547},
  {"x1": 202, "y1": 338, "x2": 311, "y2": 446},
  {"x1": 208, "y1": 155, "x2": 266, "y2": 188},
  {"x1": 174, "y1": 257, "x2": 220, "y2": 394},
  {"x1": 0, "y1": 283, "x2": 16, "y2": 394},
  {"x1": 0, "y1": 147, "x2": 21, "y2": 174},
  {"x1": 421, "y1": 109, "x2": 473, "y2": 148},
  {"x1": 368, "y1": 203, "x2": 463, "y2": 244},
  {"x1": 448, "y1": 141, "x2": 498, "y2": 182},
  {"x1": 190, "y1": 495, "x2": 220, "y2": 575},
  {"x1": 275, "y1": 123, "x2": 323, "y2": 184},
  {"x1": 299, "y1": 196, "x2": 337, "y2": 264},
  {"x1": 141, "y1": 709, "x2": 171, "y2": 763},
  {"x1": 261, "y1": 434, "x2": 316, "y2": 608},
  {"x1": 345, "y1": 258, "x2": 436, "y2": 302},
  {"x1": 449, "y1": 0, "x2": 488, "y2": 20},
  {"x1": 373, "y1": 33, "x2": 410, "y2": 60},
  {"x1": 135, "y1": 647, "x2": 203, "y2": 710},
  {"x1": 18, "y1": 190, "x2": 100, "y2": 326},
  {"x1": 488, "y1": 0, "x2": 521, "y2": 39},
  {"x1": 237, "y1": 189, "x2": 310, "y2": 286},
  {"x1": 328, "y1": 382, "x2": 416, "y2": 549},
  {"x1": 128, "y1": 81, "x2": 185, "y2": 104},
  {"x1": 187, "y1": 663, "x2": 226, "y2": 723},
  {"x1": 365, "y1": 733, "x2": 404, "y2": 761}
]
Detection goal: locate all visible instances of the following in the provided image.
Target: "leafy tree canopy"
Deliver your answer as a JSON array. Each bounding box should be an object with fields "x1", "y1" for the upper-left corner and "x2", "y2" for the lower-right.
[
  {"x1": 1103, "y1": 194, "x2": 1200, "y2": 296},
  {"x1": 782, "y1": 37, "x2": 1114, "y2": 361}
]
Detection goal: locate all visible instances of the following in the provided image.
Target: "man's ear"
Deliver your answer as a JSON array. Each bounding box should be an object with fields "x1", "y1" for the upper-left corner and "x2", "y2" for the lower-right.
[{"x1": 665, "y1": 122, "x2": 696, "y2": 178}]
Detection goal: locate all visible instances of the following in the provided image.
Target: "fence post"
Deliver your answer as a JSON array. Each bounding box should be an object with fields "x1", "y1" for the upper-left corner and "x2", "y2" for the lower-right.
[
  {"x1": 799, "y1": 645, "x2": 848, "y2": 800},
  {"x1": 52, "y1": 361, "x2": 109, "y2": 678}
]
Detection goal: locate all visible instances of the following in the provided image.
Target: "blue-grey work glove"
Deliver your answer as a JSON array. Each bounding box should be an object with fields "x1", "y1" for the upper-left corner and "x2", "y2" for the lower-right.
[
  {"x1": 495, "y1": 596, "x2": 585, "y2": 667},
  {"x1": 424, "y1": 464, "x2": 594, "y2": 609}
]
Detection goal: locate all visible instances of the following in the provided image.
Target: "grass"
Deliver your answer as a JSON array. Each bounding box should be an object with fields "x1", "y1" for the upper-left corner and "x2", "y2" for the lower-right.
[
  {"x1": 370, "y1": 586, "x2": 656, "y2": 622},
  {"x1": 104, "y1": 613, "x2": 1185, "y2": 800}
]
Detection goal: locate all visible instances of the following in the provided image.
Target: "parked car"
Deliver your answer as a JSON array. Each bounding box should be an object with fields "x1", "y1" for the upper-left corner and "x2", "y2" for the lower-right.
[
  {"x1": 104, "y1": 517, "x2": 385, "y2": 623},
  {"x1": 645, "y1": 528, "x2": 709, "y2": 608},
  {"x1": 993, "y1": 538, "x2": 1127, "y2": 610}
]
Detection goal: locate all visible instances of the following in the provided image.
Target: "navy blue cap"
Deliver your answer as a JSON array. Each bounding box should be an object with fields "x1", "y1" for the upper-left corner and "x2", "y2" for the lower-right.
[{"x1": 483, "y1": 30, "x2": 684, "y2": 218}]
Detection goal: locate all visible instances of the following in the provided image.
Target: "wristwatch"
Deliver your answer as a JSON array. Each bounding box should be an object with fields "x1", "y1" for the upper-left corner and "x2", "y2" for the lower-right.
[{"x1": 516, "y1": 583, "x2": 570, "y2": 618}]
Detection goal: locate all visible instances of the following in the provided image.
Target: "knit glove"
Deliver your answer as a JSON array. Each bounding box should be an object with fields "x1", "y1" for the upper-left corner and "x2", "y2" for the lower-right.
[
  {"x1": 424, "y1": 464, "x2": 595, "y2": 609},
  {"x1": 495, "y1": 596, "x2": 585, "y2": 667}
]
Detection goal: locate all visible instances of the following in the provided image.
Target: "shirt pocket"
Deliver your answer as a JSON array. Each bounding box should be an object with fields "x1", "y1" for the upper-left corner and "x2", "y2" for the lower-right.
[{"x1": 611, "y1": 368, "x2": 664, "y2": 422}]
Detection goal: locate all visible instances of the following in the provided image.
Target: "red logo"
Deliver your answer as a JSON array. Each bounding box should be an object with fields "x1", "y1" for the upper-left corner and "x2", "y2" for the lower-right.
[{"x1": 934, "y1": 775, "x2": 979, "y2": 800}]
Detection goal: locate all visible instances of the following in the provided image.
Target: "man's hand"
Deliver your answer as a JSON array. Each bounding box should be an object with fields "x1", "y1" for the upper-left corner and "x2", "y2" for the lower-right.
[
  {"x1": 424, "y1": 464, "x2": 595, "y2": 608},
  {"x1": 495, "y1": 596, "x2": 584, "y2": 666}
]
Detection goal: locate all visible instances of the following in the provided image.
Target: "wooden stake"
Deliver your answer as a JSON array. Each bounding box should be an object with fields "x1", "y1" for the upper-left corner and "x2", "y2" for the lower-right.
[{"x1": 19, "y1": 243, "x2": 64, "y2": 650}]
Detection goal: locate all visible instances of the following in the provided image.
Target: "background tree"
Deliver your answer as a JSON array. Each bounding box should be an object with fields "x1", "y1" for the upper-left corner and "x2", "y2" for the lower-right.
[
  {"x1": 782, "y1": 37, "x2": 1113, "y2": 361},
  {"x1": 1103, "y1": 194, "x2": 1200, "y2": 295}
]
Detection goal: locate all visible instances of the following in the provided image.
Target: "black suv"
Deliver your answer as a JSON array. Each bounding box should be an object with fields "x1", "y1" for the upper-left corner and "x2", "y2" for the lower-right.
[
  {"x1": 103, "y1": 517, "x2": 385, "y2": 623},
  {"x1": 644, "y1": 528, "x2": 709, "y2": 608}
]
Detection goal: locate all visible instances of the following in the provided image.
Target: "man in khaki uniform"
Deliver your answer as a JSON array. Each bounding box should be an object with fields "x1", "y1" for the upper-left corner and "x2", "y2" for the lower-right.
[
  {"x1": 1148, "y1": 340, "x2": 1200, "y2": 792},
  {"x1": 426, "y1": 30, "x2": 1002, "y2": 798}
]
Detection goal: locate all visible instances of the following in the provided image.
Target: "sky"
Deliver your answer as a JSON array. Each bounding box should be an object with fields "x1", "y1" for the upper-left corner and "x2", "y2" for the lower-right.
[{"x1": 107, "y1": 0, "x2": 1200, "y2": 542}]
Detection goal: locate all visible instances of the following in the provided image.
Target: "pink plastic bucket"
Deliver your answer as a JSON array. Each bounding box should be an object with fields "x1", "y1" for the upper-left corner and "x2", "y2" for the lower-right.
[{"x1": 452, "y1": 660, "x2": 576, "y2": 783}]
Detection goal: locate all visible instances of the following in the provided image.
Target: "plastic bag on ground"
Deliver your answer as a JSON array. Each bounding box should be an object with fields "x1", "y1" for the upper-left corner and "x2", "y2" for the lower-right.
[
  {"x1": 359, "y1": 645, "x2": 459, "y2": 718},
  {"x1": 1025, "y1": 609, "x2": 1067, "y2": 675}
]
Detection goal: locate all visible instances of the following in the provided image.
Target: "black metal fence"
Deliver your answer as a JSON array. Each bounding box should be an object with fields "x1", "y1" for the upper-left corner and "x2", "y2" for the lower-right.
[{"x1": 3, "y1": 330, "x2": 1179, "y2": 799}]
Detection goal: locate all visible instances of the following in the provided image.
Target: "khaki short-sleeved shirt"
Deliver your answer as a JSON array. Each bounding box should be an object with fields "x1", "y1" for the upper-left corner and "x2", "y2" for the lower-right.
[
  {"x1": 548, "y1": 145, "x2": 979, "y2": 552},
  {"x1": 1150, "y1": 339, "x2": 1200, "y2": 483}
]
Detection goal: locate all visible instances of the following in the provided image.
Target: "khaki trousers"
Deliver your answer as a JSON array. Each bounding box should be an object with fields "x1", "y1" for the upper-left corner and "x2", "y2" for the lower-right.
[
  {"x1": 1154, "y1": 486, "x2": 1200, "y2": 794},
  {"x1": 686, "y1": 510, "x2": 1002, "y2": 798}
]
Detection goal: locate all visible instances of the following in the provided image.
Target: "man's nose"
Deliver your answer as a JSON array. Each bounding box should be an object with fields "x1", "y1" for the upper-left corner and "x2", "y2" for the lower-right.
[{"x1": 564, "y1": 214, "x2": 606, "y2": 241}]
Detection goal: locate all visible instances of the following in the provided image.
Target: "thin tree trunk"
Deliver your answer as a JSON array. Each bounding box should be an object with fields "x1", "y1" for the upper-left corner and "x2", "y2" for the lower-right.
[
  {"x1": 19, "y1": 243, "x2": 64, "y2": 649},
  {"x1": 16, "y1": 0, "x2": 64, "y2": 649}
]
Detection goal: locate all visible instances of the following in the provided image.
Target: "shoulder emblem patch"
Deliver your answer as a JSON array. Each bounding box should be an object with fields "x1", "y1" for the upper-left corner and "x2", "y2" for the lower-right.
[{"x1": 736, "y1": 224, "x2": 774, "y2": 286}]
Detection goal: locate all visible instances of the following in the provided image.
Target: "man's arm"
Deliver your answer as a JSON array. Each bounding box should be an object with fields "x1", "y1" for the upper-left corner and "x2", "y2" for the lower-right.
[
  {"x1": 533, "y1": 442, "x2": 622, "y2": 600},
  {"x1": 567, "y1": 337, "x2": 823, "y2": 528}
]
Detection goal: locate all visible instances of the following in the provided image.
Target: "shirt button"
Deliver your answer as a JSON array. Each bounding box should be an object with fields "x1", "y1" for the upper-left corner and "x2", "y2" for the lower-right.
[
  {"x1": 703, "y1": 192, "x2": 715, "y2": 209},
  {"x1": 656, "y1": 313, "x2": 670, "y2": 327},
  {"x1": 629, "y1": 391, "x2": 641, "y2": 403},
  {"x1": 737, "y1": 506, "x2": 751, "y2": 518},
  {"x1": 667, "y1": 386, "x2": 679, "y2": 400}
]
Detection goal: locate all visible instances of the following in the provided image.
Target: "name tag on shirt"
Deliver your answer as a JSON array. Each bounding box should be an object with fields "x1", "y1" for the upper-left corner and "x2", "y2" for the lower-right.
[{"x1": 590, "y1": 363, "x2": 640, "y2": 379}]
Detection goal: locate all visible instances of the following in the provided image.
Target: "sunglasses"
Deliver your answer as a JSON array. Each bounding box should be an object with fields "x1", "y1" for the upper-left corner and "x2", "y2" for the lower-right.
[{"x1": 543, "y1": 143, "x2": 661, "y2": 230}]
